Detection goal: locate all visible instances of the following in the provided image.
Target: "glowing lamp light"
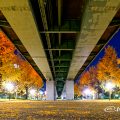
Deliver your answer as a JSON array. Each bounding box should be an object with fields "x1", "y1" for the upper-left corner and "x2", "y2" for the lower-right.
[
  {"x1": 40, "y1": 91, "x2": 43, "y2": 95},
  {"x1": 105, "y1": 82, "x2": 115, "y2": 101},
  {"x1": 30, "y1": 89, "x2": 36, "y2": 96},
  {"x1": 45, "y1": 91, "x2": 47, "y2": 95},
  {"x1": 5, "y1": 82, "x2": 14, "y2": 92},
  {"x1": 83, "y1": 88, "x2": 91, "y2": 95},
  {"x1": 115, "y1": 94, "x2": 119, "y2": 97},
  {"x1": 105, "y1": 82, "x2": 114, "y2": 90}
]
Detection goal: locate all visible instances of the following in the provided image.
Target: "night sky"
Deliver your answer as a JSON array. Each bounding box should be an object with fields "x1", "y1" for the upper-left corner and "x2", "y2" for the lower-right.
[{"x1": 75, "y1": 28, "x2": 120, "y2": 83}]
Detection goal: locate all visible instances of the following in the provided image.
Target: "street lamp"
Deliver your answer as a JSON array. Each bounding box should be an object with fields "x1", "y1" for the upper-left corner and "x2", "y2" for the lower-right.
[
  {"x1": 39, "y1": 90, "x2": 44, "y2": 100},
  {"x1": 5, "y1": 82, "x2": 14, "y2": 92},
  {"x1": 5, "y1": 82, "x2": 14, "y2": 100},
  {"x1": 29, "y1": 89, "x2": 37, "y2": 100},
  {"x1": 30, "y1": 89, "x2": 36, "y2": 95},
  {"x1": 40, "y1": 91, "x2": 43, "y2": 95},
  {"x1": 83, "y1": 88, "x2": 92, "y2": 99},
  {"x1": 105, "y1": 82, "x2": 114, "y2": 101},
  {"x1": 83, "y1": 88, "x2": 95, "y2": 99},
  {"x1": 115, "y1": 94, "x2": 119, "y2": 98},
  {"x1": 84, "y1": 88, "x2": 91, "y2": 95}
]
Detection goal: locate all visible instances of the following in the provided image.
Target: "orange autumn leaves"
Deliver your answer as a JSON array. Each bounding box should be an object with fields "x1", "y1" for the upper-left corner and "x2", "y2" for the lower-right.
[
  {"x1": 75, "y1": 45, "x2": 120, "y2": 95},
  {"x1": 97, "y1": 46, "x2": 119, "y2": 83},
  {"x1": 0, "y1": 32, "x2": 15, "y2": 55},
  {"x1": 0, "y1": 30, "x2": 43, "y2": 90},
  {"x1": 0, "y1": 31, "x2": 17, "y2": 81},
  {"x1": 0, "y1": 32, "x2": 15, "y2": 63},
  {"x1": 19, "y1": 61, "x2": 43, "y2": 90}
]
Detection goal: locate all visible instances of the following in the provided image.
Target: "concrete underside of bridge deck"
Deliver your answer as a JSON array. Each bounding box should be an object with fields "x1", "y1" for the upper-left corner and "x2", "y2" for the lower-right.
[{"x1": 0, "y1": 0, "x2": 120, "y2": 99}]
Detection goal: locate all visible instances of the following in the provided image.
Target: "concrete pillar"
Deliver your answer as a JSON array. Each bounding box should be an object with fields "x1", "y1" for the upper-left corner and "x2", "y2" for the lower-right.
[
  {"x1": 55, "y1": 86, "x2": 58, "y2": 99},
  {"x1": 61, "y1": 85, "x2": 66, "y2": 100},
  {"x1": 46, "y1": 80, "x2": 55, "y2": 100},
  {"x1": 66, "y1": 80, "x2": 74, "y2": 100}
]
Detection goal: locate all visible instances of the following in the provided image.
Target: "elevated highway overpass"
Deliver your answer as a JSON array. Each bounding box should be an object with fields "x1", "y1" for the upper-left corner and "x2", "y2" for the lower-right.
[{"x1": 0, "y1": 0, "x2": 120, "y2": 100}]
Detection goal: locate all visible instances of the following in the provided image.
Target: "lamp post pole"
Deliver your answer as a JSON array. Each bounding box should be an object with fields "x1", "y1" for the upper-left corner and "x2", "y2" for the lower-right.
[
  {"x1": 109, "y1": 90, "x2": 112, "y2": 101},
  {"x1": 8, "y1": 91, "x2": 11, "y2": 100}
]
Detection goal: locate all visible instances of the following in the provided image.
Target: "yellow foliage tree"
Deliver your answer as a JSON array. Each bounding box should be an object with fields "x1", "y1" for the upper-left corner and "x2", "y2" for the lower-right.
[
  {"x1": 79, "y1": 71, "x2": 91, "y2": 87},
  {"x1": 0, "y1": 30, "x2": 43, "y2": 98},
  {"x1": 97, "y1": 45, "x2": 120, "y2": 86},
  {"x1": 0, "y1": 31, "x2": 20, "y2": 83},
  {"x1": 19, "y1": 60, "x2": 43, "y2": 99},
  {"x1": 74, "y1": 83, "x2": 80, "y2": 96}
]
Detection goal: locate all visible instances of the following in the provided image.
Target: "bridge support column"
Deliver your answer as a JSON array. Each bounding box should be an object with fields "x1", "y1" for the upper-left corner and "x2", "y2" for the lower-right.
[
  {"x1": 46, "y1": 80, "x2": 56, "y2": 100},
  {"x1": 66, "y1": 80, "x2": 74, "y2": 100}
]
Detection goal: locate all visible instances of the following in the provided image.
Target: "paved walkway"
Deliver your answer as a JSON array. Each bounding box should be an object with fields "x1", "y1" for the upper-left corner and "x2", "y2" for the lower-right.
[{"x1": 0, "y1": 100, "x2": 120, "y2": 120}]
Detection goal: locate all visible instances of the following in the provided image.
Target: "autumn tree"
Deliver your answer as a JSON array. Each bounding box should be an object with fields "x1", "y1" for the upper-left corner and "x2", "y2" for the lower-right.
[
  {"x1": 18, "y1": 61, "x2": 33, "y2": 99},
  {"x1": 78, "y1": 66, "x2": 103, "y2": 99},
  {"x1": 0, "y1": 31, "x2": 21, "y2": 85},
  {"x1": 79, "y1": 71, "x2": 91, "y2": 87},
  {"x1": 0, "y1": 30, "x2": 43, "y2": 99},
  {"x1": 0, "y1": 31, "x2": 15, "y2": 61},
  {"x1": 33, "y1": 71, "x2": 43, "y2": 89},
  {"x1": 79, "y1": 66, "x2": 98, "y2": 88},
  {"x1": 18, "y1": 60, "x2": 43, "y2": 99},
  {"x1": 88, "y1": 66, "x2": 98, "y2": 86},
  {"x1": 74, "y1": 83, "x2": 81, "y2": 98},
  {"x1": 78, "y1": 71, "x2": 91, "y2": 96},
  {"x1": 97, "y1": 45, "x2": 120, "y2": 86}
]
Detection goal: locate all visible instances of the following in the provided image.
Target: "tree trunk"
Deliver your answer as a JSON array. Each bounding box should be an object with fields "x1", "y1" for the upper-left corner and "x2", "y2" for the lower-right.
[
  {"x1": 25, "y1": 86, "x2": 28, "y2": 99},
  {"x1": 15, "y1": 92, "x2": 18, "y2": 99},
  {"x1": 36, "y1": 89, "x2": 39, "y2": 100}
]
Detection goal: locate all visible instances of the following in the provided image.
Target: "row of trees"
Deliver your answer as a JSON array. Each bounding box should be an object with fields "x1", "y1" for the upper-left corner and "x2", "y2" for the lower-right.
[
  {"x1": 0, "y1": 31, "x2": 43, "y2": 99},
  {"x1": 75, "y1": 45, "x2": 120, "y2": 98}
]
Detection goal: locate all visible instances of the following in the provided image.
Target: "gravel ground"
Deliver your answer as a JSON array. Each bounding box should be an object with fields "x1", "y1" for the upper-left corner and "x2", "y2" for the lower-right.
[{"x1": 0, "y1": 100, "x2": 120, "y2": 120}]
